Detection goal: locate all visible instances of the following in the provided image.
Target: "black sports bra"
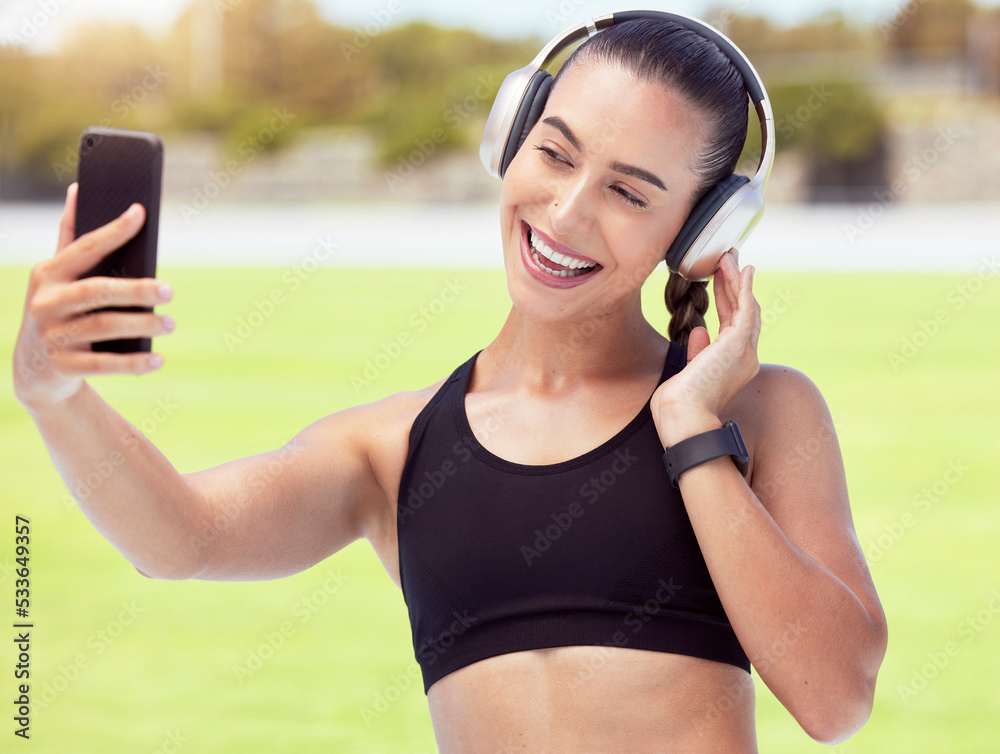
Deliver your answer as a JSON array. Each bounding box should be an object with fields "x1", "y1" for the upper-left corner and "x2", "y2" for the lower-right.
[{"x1": 396, "y1": 342, "x2": 749, "y2": 693}]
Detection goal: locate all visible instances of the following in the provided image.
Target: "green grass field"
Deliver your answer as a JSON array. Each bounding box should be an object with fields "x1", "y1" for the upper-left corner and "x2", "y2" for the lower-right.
[{"x1": 1, "y1": 262, "x2": 998, "y2": 752}]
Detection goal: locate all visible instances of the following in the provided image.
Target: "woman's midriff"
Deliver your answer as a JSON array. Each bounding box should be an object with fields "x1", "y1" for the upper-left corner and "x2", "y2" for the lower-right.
[{"x1": 426, "y1": 645, "x2": 758, "y2": 753}]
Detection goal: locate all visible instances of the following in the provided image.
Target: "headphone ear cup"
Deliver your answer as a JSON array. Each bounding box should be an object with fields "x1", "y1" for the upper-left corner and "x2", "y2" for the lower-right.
[
  {"x1": 665, "y1": 174, "x2": 750, "y2": 275},
  {"x1": 499, "y1": 70, "x2": 553, "y2": 178}
]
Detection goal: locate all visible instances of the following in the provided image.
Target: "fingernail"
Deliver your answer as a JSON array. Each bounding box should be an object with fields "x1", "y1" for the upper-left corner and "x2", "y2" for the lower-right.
[
  {"x1": 125, "y1": 203, "x2": 142, "y2": 221},
  {"x1": 750, "y1": 266, "x2": 756, "y2": 280},
  {"x1": 148, "y1": 354, "x2": 164, "y2": 370},
  {"x1": 157, "y1": 282, "x2": 173, "y2": 302},
  {"x1": 161, "y1": 315, "x2": 176, "y2": 333}
]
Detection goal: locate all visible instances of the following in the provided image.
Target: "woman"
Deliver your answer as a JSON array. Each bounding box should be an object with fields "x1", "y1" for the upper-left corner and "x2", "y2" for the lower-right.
[{"x1": 13, "y1": 14, "x2": 886, "y2": 753}]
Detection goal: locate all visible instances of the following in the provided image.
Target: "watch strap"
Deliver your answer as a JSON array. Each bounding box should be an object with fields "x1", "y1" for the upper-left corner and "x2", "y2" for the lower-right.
[{"x1": 662, "y1": 421, "x2": 749, "y2": 488}]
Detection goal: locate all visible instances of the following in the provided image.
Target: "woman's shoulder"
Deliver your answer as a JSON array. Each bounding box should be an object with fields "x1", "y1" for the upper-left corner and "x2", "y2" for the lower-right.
[
  {"x1": 727, "y1": 363, "x2": 836, "y2": 474},
  {"x1": 352, "y1": 375, "x2": 451, "y2": 441},
  {"x1": 342, "y1": 374, "x2": 456, "y2": 550},
  {"x1": 727, "y1": 361, "x2": 827, "y2": 415},
  {"x1": 743, "y1": 362, "x2": 829, "y2": 416}
]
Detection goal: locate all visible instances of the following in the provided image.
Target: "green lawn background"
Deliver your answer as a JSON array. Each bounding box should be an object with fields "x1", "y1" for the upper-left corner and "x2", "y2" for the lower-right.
[{"x1": 1, "y1": 261, "x2": 998, "y2": 752}]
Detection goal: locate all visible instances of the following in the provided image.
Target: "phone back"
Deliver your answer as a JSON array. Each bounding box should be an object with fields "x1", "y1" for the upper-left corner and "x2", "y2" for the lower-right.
[{"x1": 75, "y1": 127, "x2": 163, "y2": 352}]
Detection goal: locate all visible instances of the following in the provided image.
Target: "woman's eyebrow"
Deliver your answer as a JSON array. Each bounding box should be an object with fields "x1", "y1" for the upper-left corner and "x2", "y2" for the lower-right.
[
  {"x1": 541, "y1": 116, "x2": 581, "y2": 150},
  {"x1": 609, "y1": 161, "x2": 667, "y2": 192},
  {"x1": 540, "y1": 116, "x2": 667, "y2": 192}
]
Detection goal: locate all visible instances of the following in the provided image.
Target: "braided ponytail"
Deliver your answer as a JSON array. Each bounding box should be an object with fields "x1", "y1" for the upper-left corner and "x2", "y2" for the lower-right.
[{"x1": 665, "y1": 273, "x2": 709, "y2": 350}]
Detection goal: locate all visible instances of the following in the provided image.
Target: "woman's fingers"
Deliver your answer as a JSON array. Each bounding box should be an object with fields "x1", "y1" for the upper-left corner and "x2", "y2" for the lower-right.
[
  {"x1": 54, "y1": 311, "x2": 175, "y2": 349},
  {"x1": 714, "y1": 253, "x2": 761, "y2": 370},
  {"x1": 686, "y1": 325, "x2": 711, "y2": 362},
  {"x1": 713, "y1": 251, "x2": 739, "y2": 327},
  {"x1": 55, "y1": 348, "x2": 165, "y2": 377},
  {"x1": 55, "y1": 183, "x2": 79, "y2": 254},
  {"x1": 742, "y1": 265, "x2": 762, "y2": 351},
  {"x1": 47, "y1": 202, "x2": 146, "y2": 282},
  {"x1": 34, "y1": 276, "x2": 173, "y2": 322}
]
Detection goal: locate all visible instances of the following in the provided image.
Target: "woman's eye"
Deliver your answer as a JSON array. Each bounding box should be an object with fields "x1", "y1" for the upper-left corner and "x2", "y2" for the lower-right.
[
  {"x1": 533, "y1": 145, "x2": 571, "y2": 166},
  {"x1": 613, "y1": 186, "x2": 647, "y2": 209}
]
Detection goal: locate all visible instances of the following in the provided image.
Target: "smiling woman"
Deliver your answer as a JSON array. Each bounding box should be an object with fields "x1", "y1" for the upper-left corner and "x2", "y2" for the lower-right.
[{"x1": 12, "y1": 8, "x2": 886, "y2": 754}]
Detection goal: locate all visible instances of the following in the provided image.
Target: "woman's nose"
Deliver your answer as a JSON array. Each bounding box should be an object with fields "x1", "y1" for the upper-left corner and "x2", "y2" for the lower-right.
[{"x1": 547, "y1": 175, "x2": 594, "y2": 238}]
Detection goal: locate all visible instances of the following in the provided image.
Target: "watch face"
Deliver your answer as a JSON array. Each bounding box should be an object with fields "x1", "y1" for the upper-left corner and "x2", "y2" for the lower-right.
[{"x1": 726, "y1": 421, "x2": 749, "y2": 463}]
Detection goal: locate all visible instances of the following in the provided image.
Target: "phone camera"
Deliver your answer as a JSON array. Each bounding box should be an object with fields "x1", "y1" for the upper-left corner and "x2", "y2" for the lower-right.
[{"x1": 86, "y1": 137, "x2": 94, "y2": 147}]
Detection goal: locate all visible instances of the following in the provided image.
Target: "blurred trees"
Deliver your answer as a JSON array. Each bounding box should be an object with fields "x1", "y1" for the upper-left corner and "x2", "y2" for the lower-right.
[
  {"x1": 0, "y1": 0, "x2": 533, "y2": 196},
  {"x1": 769, "y1": 81, "x2": 888, "y2": 200},
  {"x1": 884, "y1": 0, "x2": 976, "y2": 56},
  {"x1": 1, "y1": 0, "x2": 995, "y2": 199},
  {"x1": 717, "y1": 7, "x2": 890, "y2": 197},
  {"x1": 722, "y1": 10, "x2": 873, "y2": 56}
]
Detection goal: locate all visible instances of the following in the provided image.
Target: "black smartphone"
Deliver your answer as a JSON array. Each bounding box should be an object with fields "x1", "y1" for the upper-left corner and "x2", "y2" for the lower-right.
[{"x1": 75, "y1": 126, "x2": 163, "y2": 353}]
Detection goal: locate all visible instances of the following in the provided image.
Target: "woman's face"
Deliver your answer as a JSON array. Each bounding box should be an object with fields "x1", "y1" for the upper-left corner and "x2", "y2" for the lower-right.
[{"x1": 499, "y1": 60, "x2": 708, "y2": 323}]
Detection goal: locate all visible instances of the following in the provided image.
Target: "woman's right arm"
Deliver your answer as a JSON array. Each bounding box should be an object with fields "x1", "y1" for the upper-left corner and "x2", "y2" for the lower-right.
[{"x1": 13, "y1": 185, "x2": 385, "y2": 581}]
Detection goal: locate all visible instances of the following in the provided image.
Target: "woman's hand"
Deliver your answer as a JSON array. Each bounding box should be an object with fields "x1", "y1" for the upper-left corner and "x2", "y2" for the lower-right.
[
  {"x1": 651, "y1": 250, "x2": 761, "y2": 445},
  {"x1": 12, "y1": 183, "x2": 175, "y2": 412}
]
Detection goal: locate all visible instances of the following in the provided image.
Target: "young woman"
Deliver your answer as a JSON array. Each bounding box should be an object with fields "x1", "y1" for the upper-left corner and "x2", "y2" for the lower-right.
[{"x1": 13, "y1": 14, "x2": 886, "y2": 752}]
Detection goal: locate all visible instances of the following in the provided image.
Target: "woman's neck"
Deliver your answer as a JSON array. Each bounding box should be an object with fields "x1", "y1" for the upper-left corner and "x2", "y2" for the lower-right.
[{"x1": 478, "y1": 300, "x2": 667, "y2": 394}]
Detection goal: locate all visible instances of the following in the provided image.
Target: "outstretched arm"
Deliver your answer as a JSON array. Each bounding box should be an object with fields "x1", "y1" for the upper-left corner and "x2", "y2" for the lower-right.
[{"x1": 14, "y1": 184, "x2": 385, "y2": 581}]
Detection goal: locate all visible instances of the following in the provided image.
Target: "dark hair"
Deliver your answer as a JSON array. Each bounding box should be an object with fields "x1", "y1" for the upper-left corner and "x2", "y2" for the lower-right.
[{"x1": 554, "y1": 19, "x2": 749, "y2": 349}]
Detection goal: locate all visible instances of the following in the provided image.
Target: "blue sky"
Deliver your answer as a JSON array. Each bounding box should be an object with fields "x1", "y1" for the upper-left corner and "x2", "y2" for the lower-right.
[{"x1": 5, "y1": 0, "x2": 1000, "y2": 51}]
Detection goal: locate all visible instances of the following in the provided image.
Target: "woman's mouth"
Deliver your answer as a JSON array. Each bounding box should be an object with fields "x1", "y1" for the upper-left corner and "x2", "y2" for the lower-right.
[{"x1": 520, "y1": 222, "x2": 602, "y2": 288}]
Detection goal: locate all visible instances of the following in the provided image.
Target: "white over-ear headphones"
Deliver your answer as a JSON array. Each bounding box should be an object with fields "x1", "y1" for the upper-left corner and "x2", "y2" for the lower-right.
[{"x1": 480, "y1": 9, "x2": 775, "y2": 281}]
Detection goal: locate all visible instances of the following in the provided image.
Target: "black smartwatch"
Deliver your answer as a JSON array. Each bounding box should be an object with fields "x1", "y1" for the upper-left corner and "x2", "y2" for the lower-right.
[{"x1": 662, "y1": 421, "x2": 749, "y2": 488}]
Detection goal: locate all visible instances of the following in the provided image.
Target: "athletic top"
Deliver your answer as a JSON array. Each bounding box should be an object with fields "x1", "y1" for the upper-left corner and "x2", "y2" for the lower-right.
[{"x1": 396, "y1": 341, "x2": 750, "y2": 693}]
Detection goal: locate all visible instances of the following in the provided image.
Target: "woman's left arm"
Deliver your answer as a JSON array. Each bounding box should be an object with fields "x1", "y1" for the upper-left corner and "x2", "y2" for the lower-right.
[{"x1": 651, "y1": 253, "x2": 888, "y2": 745}]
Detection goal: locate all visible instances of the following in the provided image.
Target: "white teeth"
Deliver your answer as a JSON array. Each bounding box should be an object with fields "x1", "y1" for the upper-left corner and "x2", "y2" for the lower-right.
[{"x1": 529, "y1": 230, "x2": 598, "y2": 274}]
